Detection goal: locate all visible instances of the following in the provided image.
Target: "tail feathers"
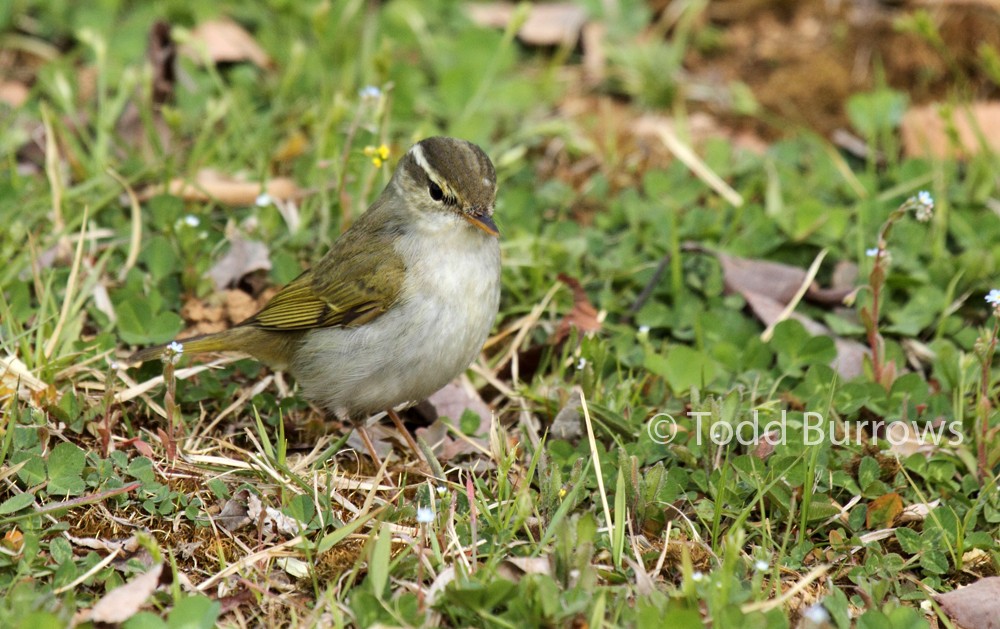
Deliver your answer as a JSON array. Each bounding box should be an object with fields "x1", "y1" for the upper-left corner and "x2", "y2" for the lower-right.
[{"x1": 128, "y1": 331, "x2": 242, "y2": 365}]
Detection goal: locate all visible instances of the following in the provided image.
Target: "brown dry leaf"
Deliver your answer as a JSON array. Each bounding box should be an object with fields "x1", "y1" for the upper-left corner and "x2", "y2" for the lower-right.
[
  {"x1": 217, "y1": 489, "x2": 252, "y2": 531},
  {"x1": 422, "y1": 382, "x2": 492, "y2": 432},
  {"x1": 936, "y1": 576, "x2": 1000, "y2": 629},
  {"x1": 883, "y1": 420, "x2": 945, "y2": 458},
  {"x1": 247, "y1": 492, "x2": 303, "y2": 536},
  {"x1": 902, "y1": 101, "x2": 1000, "y2": 159},
  {"x1": 208, "y1": 236, "x2": 271, "y2": 290},
  {"x1": 117, "y1": 21, "x2": 176, "y2": 157},
  {"x1": 1, "y1": 529, "x2": 23, "y2": 554},
  {"x1": 466, "y1": 2, "x2": 587, "y2": 47},
  {"x1": 0, "y1": 80, "x2": 29, "y2": 108},
  {"x1": 88, "y1": 563, "x2": 166, "y2": 624},
  {"x1": 719, "y1": 253, "x2": 854, "y2": 306},
  {"x1": 183, "y1": 18, "x2": 273, "y2": 68},
  {"x1": 741, "y1": 289, "x2": 869, "y2": 380},
  {"x1": 865, "y1": 492, "x2": 903, "y2": 529},
  {"x1": 66, "y1": 533, "x2": 140, "y2": 554},
  {"x1": 554, "y1": 273, "x2": 602, "y2": 343},
  {"x1": 752, "y1": 429, "x2": 781, "y2": 460},
  {"x1": 896, "y1": 499, "x2": 940, "y2": 525},
  {"x1": 497, "y1": 556, "x2": 552, "y2": 582},
  {"x1": 137, "y1": 170, "x2": 299, "y2": 205}
]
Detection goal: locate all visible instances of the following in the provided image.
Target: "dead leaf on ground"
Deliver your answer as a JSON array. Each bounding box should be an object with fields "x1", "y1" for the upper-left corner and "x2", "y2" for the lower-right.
[
  {"x1": 902, "y1": 101, "x2": 1000, "y2": 159},
  {"x1": 208, "y1": 236, "x2": 271, "y2": 291},
  {"x1": 741, "y1": 289, "x2": 869, "y2": 380},
  {"x1": 136, "y1": 170, "x2": 300, "y2": 206},
  {"x1": 718, "y1": 253, "x2": 854, "y2": 306},
  {"x1": 247, "y1": 492, "x2": 303, "y2": 537},
  {"x1": 182, "y1": 18, "x2": 273, "y2": 68},
  {"x1": 117, "y1": 21, "x2": 176, "y2": 157},
  {"x1": 549, "y1": 388, "x2": 583, "y2": 441},
  {"x1": 0, "y1": 80, "x2": 29, "y2": 108},
  {"x1": 88, "y1": 562, "x2": 168, "y2": 624},
  {"x1": 554, "y1": 273, "x2": 602, "y2": 343},
  {"x1": 865, "y1": 492, "x2": 903, "y2": 529},
  {"x1": 497, "y1": 556, "x2": 552, "y2": 582},
  {"x1": 896, "y1": 499, "x2": 940, "y2": 524},
  {"x1": 466, "y1": 2, "x2": 588, "y2": 47},
  {"x1": 217, "y1": 490, "x2": 252, "y2": 531},
  {"x1": 936, "y1": 576, "x2": 1000, "y2": 629}
]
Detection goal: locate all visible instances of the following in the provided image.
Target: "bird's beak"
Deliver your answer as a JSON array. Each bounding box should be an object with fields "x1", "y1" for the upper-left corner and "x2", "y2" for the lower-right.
[{"x1": 464, "y1": 208, "x2": 499, "y2": 236}]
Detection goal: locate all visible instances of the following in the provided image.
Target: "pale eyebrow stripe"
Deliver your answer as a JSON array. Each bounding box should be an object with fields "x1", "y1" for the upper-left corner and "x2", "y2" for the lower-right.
[{"x1": 409, "y1": 144, "x2": 444, "y2": 184}]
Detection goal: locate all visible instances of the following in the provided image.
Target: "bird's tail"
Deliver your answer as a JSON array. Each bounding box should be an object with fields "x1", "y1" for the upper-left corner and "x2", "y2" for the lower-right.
[{"x1": 128, "y1": 329, "x2": 247, "y2": 365}]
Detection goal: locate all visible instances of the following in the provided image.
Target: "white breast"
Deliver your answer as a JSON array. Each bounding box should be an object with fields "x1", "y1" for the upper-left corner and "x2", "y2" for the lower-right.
[{"x1": 291, "y1": 214, "x2": 501, "y2": 419}]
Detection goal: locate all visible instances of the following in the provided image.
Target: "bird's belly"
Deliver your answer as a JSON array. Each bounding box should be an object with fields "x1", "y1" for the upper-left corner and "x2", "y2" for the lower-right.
[{"x1": 291, "y1": 242, "x2": 499, "y2": 418}]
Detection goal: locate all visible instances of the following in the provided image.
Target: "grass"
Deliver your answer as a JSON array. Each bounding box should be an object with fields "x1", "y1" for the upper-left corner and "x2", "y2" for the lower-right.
[{"x1": 1, "y1": 1, "x2": 999, "y2": 627}]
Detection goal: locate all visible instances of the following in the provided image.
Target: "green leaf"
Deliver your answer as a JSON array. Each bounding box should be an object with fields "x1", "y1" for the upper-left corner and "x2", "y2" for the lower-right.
[
  {"x1": 645, "y1": 345, "x2": 719, "y2": 395},
  {"x1": 165, "y1": 595, "x2": 220, "y2": 629},
  {"x1": 895, "y1": 527, "x2": 923, "y2": 554},
  {"x1": 0, "y1": 492, "x2": 36, "y2": 515},
  {"x1": 47, "y1": 442, "x2": 86, "y2": 496}
]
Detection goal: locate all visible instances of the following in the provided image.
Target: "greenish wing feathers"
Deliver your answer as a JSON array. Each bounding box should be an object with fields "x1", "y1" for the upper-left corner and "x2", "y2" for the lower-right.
[{"x1": 243, "y1": 233, "x2": 405, "y2": 331}]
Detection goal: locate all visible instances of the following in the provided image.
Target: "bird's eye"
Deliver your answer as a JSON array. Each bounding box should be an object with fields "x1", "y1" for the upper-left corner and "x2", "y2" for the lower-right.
[{"x1": 428, "y1": 181, "x2": 444, "y2": 202}]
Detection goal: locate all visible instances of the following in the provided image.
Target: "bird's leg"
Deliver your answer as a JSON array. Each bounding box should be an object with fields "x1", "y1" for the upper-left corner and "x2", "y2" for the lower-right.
[
  {"x1": 386, "y1": 407, "x2": 426, "y2": 464},
  {"x1": 354, "y1": 423, "x2": 384, "y2": 471}
]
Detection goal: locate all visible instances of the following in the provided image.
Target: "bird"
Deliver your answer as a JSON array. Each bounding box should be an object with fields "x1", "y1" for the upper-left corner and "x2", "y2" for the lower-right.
[{"x1": 130, "y1": 136, "x2": 502, "y2": 465}]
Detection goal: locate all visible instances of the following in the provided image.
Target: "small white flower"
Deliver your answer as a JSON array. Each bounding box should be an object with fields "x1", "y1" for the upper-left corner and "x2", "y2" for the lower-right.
[
  {"x1": 255, "y1": 193, "x2": 273, "y2": 207},
  {"x1": 914, "y1": 191, "x2": 934, "y2": 222},
  {"x1": 638, "y1": 325, "x2": 650, "y2": 335},
  {"x1": 691, "y1": 571, "x2": 704, "y2": 582},
  {"x1": 436, "y1": 485, "x2": 447, "y2": 495},
  {"x1": 754, "y1": 559, "x2": 769, "y2": 571},
  {"x1": 359, "y1": 85, "x2": 381, "y2": 100},
  {"x1": 803, "y1": 603, "x2": 830, "y2": 624},
  {"x1": 576, "y1": 357, "x2": 587, "y2": 370},
  {"x1": 183, "y1": 214, "x2": 200, "y2": 227},
  {"x1": 865, "y1": 247, "x2": 880, "y2": 258},
  {"x1": 416, "y1": 507, "x2": 434, "y2": 524},
  {"x1": 163, "y1": 341, "x2": 184, "y2": 365},
  {"x1": 109, "y1": 360, "x2": 120, "y2": 370},
  {"x1": 986, "y1": 289, "x2": 1000, "y2": 306}
]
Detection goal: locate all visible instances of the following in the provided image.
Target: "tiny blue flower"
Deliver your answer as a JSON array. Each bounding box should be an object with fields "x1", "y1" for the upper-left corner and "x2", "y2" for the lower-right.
[
  {"x1": 803, "y1": 603, "x2": 830, "y2": 623},
  {"x1": 167, "y1": 341, "x2": 184, "y2": 354},
  {"x1": 754, "y1": 559, "x2": 769, "y2": 571},
  {"x1": 255, "y1": 193, "x2": 273, "y2": 207},
  {"x1": 691, "y1": 571, "x2": 704, "y2": 582},
  {"x1": 917, "y1": 190, "x2": 933, "y2": 207},
  {"x1": 359, "y1": 85, "x2": 381, "y2": 100},
  {"x1": 986, "y1": 289, "x2": 1000, "y2": 306},
  {"x1": 865, "y1": 247, "x2": 880, "y2": 257},
  {"x1": 183, "y1": 214, "x2": 200, "y2": 227},
  {"x1": 416, "y1": 507, "x2": 434, "y2": 524}
]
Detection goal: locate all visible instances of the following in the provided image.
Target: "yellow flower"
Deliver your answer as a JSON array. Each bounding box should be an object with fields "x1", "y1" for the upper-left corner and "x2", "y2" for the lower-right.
[{"x1": 363, "y1": 144, "x2": 391, "y2": 168}]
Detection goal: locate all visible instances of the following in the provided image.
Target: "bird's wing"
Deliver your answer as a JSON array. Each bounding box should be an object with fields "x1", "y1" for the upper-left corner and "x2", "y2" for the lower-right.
[{"x1": 243, "y1": 228, "x2": 405, "y2": 331}]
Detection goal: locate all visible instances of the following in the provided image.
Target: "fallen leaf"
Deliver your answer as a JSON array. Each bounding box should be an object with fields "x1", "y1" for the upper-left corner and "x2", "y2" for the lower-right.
[
  {"x1": 902, "y1": 101, "x2": 1000, "y2": 159},
  {"x1": 137, "y1": 170, "x2": 300, "y2": 206},
  {"x1": 182, "y1": 18, "x2": 273, "y2": 68},
  {"x1": 936, "y1": 576, "x2": 1000, "y2": 629},
  {"x1": 549, "y1": 389, "x2": 583, "y2": 441},
  {"x1": 217, "y1": 490, "x2": 252, "y2": 531},
  {"x1": 208, "y1": 236, "x2": 271, "y2": 291},
  {"x1": 66, "y1": 533, "x2": 141, "y2": 554},
  {"x1": 89, "y1": 563, "x2": 166, "y2": 624},
  {"x1": 741, "y1": 290, "x2": 869, "y2": 379},
  {"x1": 466, "y1": 2, "x2": 587, "y2": 47},
  {"x1": 719, "y1": 253, "x2": 853, "y2": 306},
  {"x1": 554, "y1": 273, "x2": 602, "y2": 343},
  {"x1": 866, "y1": 493, "x2": 903, "y2": 529},
  {"x1": 247, "y1": 492, "x2": 304, "y2": 536},
  {"x1": 0, "y1": 80, "x2": 29, "y2": 108},
  {"x1": 896, "y1": 499, "x2": 940, "y2": 524},
  {"x1": 497, "y1": 556, "x2": 552, "y2": 582}
]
